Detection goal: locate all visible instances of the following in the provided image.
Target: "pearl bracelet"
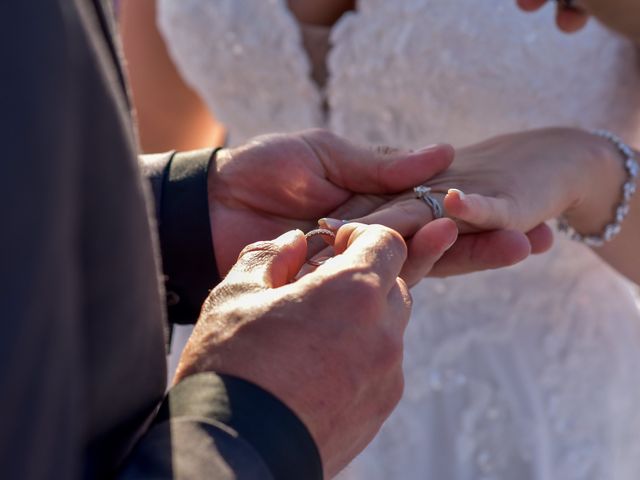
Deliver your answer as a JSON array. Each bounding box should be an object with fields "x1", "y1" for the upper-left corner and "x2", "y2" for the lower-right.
[{"x1": 557, "y1": 130, "x2": 639, "y2": 247}]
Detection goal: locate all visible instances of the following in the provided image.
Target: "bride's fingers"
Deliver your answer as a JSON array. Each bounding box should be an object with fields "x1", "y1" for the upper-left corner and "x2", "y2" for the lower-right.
[
  {"x1": 526, "y1": 223, "x2": 554, "y2": 254},
  {"x1": 340, "y1": 195, "x2": 434, "y2": 239},
  {"x1": 428, "y1": 230, "x2": 532, "y2": 278},
  {"x1": 555, "y1": 6, "x2": 589, "y2": 32},
  {"x1": 516, "y1": 0, "x2": 547, "y2": 11},
  {"x1": 517, "y1": 1, "x2": 589, "y2": 33},
  {"x1": 446, "y1": 190, "x2": 555, "y2": 254},
  {"x1": 400, "y1": 219, "x2": 459, "y2": 287},
  {"x1": 444, "y1": 190, "x2": 515, "y2": 231},
  {"x1": 325, "y1": 191, "x2": 500, "y2": 240}
]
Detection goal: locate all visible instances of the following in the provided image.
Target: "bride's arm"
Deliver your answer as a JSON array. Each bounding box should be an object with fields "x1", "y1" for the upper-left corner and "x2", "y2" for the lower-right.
[
  {"x1": 119, "y1": 0, "x2": 225, "y2": 152},
  {"x1": 440, "y1": 128, "x2": 640, "y2": 285},
  {"x1": 339, "y1": 129, "x2": 638, "y2": 284},
  {"x1": 591, "y1": 167, "x2": 640, "y2": 284}
]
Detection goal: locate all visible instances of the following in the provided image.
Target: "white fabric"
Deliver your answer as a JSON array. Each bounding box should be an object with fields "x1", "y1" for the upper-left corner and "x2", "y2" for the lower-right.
[{"x1": 158, "y1": 1, "x2": 640, "y2": 478}]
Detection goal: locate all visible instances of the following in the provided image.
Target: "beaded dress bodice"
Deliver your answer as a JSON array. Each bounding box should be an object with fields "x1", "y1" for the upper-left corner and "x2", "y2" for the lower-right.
[{"x1": 159, "y1": 1, "x2": 640, "y2": 478}]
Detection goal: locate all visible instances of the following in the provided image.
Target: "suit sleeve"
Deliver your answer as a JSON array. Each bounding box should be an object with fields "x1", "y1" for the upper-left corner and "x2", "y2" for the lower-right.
[
  {"x1": 141, "y1": 149, "x2": 221, "y2": 325},
  {"x1": 137, "y1": 154, "x2": 326, "y2": 478},
  {"x1": 119, "y1": 373, "x2": 324, "y2": 480}
]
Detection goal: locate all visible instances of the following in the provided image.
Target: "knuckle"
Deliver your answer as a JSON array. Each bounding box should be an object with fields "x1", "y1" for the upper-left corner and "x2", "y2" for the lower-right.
[
  {"x1": 373, "y1": 225, "x2": 408, "y2": 260},
  {"x1": 301, "y1": 128, "x2": 335, "y2": 144},
  {"x1": 351, "y1": 272, "x2": 383, "y2": 297},
  {"x1": 372, "y1": 144, "x2": 402, "y2": 156},
  {"x1": 203, "y1": 281, "x2": 261, "y2": 312},
  {"x1": 239, "y1": 240, "x2": 277, "y2": 257},
  {"x1": 349, "y1": 275, "x2": 386, "y2": 316},
  {"x1": 238, "y1": 241, "x2": 279, "y2": 264},
  {"x1": 318, "y1": 269, "x2": 386, "y2": 321}
]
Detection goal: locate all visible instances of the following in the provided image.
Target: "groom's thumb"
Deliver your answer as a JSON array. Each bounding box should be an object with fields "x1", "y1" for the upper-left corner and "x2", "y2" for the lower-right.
[
  {"x1": 357, "y1": 143, "x2": 455, "y2": 193},
  {"x1": 225, "y1": 230, "x2": 308, "y2": 289},
  {"x1": 302, "y1": 130, "x2": 454, "y2": 194}
]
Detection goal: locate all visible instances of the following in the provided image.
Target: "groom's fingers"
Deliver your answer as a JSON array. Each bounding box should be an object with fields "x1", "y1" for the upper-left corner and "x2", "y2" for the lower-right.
[
  {"x1": 517, "y1": 0, "x2": 589, "y2": 32},
  {"x1": 400, "y1": 219, "x2": 459, "y2": 286},
  {"x1": 526, "y1": 223, "x2": 555, "y2": 254},
  {"x1": 555, "y1": 7, "x2": 589, "y2": 32},
  {"x1": 517, "y1": 0, "x2": 546, "y2": 11},
  {"x1": 428, "y1": 230, "x2": 532, "y2": 278},
  {"x1": 350, "y1": 196, "x2": 436, "y2": 239},
  {"x1": 319, "y1": 223, "x2": 408, "y2": 292},
  {"x1": 301, "y1": 130, "x2": 455, "y2": 194}
]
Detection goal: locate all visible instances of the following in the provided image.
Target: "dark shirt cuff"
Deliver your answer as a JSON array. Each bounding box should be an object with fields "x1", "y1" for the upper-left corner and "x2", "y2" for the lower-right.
[
  {"x1": 157, "y1": 149, "x2": 222, "y2": 325},
  {"x1": 158, "y1": 373, "x2": 323, "y2": 480}
]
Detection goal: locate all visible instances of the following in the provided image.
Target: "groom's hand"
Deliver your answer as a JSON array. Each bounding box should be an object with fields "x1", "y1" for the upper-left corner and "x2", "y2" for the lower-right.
[
  {"x1": 208, "y1": 129, "x2": 454, "y2": 274},
  {"x1": 208, "y1": 129, "x2": 541, "y2": 284},
  {"x1": 176, "y1": 224, "x2": 422, "y2": 478}
]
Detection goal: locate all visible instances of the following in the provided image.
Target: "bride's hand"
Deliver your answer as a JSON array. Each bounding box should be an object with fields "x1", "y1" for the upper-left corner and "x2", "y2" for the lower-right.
[
  {"x1": 345, "y1": 127, "x2": 637, "y2": 283},
  {"x1": 345, "y1": 128, "x2": 617, "y2": 243},
  {"x1": 435, "y1": 128, "x2": 626, "y2": 239}
]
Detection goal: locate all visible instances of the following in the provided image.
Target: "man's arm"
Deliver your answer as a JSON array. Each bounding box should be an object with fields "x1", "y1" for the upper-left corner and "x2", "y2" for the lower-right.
[
  {"x1": 119, "y1": 374, "x2": 322, "y2": 479},
  {"x1": 141, "y1": 150, "x2": 220, "y2": 325}
]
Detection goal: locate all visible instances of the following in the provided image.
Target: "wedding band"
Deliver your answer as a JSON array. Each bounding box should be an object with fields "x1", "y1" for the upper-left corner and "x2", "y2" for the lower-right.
[
  {"x1": 413, "y1": 186, "x2": 444, "y2": 219},
  {"x1": 305, "y1": 229, "x2": 336, "y2": 266},
  {"x1": 305, "y1": 228, "x2": 336, "y2": 240}
]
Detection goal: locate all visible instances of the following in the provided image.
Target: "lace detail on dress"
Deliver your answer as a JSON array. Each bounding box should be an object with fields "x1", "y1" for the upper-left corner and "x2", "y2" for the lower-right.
[
  {"x1": 159, "y1": 1, "x2": 640, "y2": 478},
  {"x1": 326, "y1": 0, "x2": 640, "y2": 148},
  {"x1": 157, "y1": 0, "x2": 324, "y2": 145}
]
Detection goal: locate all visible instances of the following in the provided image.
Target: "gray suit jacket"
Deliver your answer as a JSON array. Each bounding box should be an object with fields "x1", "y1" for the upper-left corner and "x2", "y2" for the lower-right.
[{"x1": 0, "y1": 1, "x2": 321, "y2": 478}]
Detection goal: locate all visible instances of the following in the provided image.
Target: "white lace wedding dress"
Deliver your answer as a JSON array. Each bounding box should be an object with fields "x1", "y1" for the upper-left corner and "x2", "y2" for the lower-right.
[{"x1": 158, "y1": 1, "x2": 640, "y2": 478}]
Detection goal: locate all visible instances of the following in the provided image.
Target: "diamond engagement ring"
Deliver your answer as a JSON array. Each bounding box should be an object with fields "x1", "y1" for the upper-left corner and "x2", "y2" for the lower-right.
[{"x1": 413, "y1": 186, "x2": 444, "y2": 219}]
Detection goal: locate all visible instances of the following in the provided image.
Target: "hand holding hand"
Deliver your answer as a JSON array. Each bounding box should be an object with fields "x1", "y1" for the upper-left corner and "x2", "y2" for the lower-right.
[
  {"x1": 176, "y1": 224, "x2": 453, "y2": 477},
  {"x1": 208, "y1": 129, "x2": 454, "y2": 274},
  {"x1": 209, "y1": 130, "x2": 543, "y2": 284},
  {"x1": 429, "y1": 128, "x2": 625, "y2": 240}
]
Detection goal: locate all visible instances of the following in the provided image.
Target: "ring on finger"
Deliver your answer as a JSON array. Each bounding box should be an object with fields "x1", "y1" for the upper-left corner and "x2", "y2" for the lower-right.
[
  {"x1": 413, "y1": 186, "x2": 444, "y2": 219},
  {"x1": 304, "y1": 229, "x2": 336, "y2": 266}
]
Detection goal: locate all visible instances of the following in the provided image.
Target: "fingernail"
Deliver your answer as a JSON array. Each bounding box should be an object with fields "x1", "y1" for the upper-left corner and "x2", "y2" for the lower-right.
[
  {"x1": 275, "y1": 229, "x2": 303, "y2": 245},
  {"x1": 318, "y1": 218, "x2": 346, "y2": 231},
  {"x1": 447, "y1": 188, "x2": 466, "y2": 200}
]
